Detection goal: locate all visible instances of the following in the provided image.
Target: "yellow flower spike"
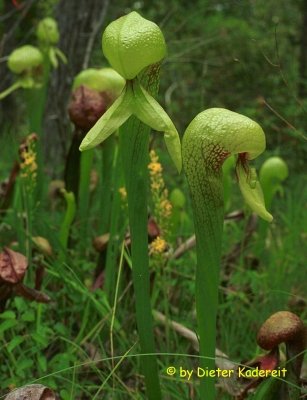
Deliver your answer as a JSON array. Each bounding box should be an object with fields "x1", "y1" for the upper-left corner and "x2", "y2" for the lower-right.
[
  {"x1": 118, "y1": 187, "x2": 127, "y2": 201},
  {"x1": 148, "y1": 162, "x2": 163, "y2": 175},
  {"x1": 149, "y1": 236, "x2": 167, "y2": 255}
]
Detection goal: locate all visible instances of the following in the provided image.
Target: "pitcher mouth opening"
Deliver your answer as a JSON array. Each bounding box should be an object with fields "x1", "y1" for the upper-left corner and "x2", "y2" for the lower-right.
[{"x1": 235, "y1": 152, "x2": 249, "y2": 180}]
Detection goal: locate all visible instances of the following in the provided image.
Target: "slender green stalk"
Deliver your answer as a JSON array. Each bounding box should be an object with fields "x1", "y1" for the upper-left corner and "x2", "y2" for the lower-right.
[
  {"x1": 100, "y1": 135, "x2": 117, "y2": 233},
  {"x1": 184, "y1": 155, "x2": 223, "y2": 399},
  {"x1": 21, "y1": 181, "x2": 34, "y2": 263},
  {"x1": 79, "y1": 12, "x2": 182, "y2": 398},
  {"x1": 74, "y1": 299, "x2": 90, "y2": 345},
  {"x1": 64, "y1": 131, "x2": 83, "y2": 199},
  {"x1": 110, "y1": 241, "x2": 125, "y2": 391},
  {"x1": 78, "y1": 148, "x2": 94, "y2": 251},
  {"x1": 118, "y1": 70, "x2": 162, "y2": 400},
  {"x1": 24, "y1": 56, "x2": 52, "y2": 204},
  {"x1": 59, "y1": 189, "x2": 76, "y2": 259},
  {"x1": 182, "y1": 108, "x2": 272, "y2": 399},
  {"x1": 25, "y1": 87, "x2": 46, "y2": 137},
  {"x1": 0, "y1": 81, "x2": 22, "y2": 99},
  {"x1": 103, "y1": 144, "x2": 126, "y2": 300}
]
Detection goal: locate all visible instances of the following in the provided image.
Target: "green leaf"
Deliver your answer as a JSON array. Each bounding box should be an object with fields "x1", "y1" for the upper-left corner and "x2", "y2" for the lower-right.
[
  {"x1": 0, "y1": 319, "x2": 18, "y2": 334},
  {"x1": 252, "y1": 376, "x2": 281, "y2": 399},
  {"x1": 49, "y1": 46, "x2": 58, "y2": 68},
  {"x1": 31, "y1": 331, "x2": 49, "y2": 348},
  {"x1": 38, "y1": 354, "x2": 47, "y2": 372},
  {"x1": 0, "y1": 311, "x2": 16, "y2": 320},
  {"x1": 237, "y1": 162, "x2": 273, "y2": 222},
  {"x1": 14, "y1": 296, "x2": 27, "y2": 311},
  {"x1": 7, "y1": 335, "x2": 24, "y2": 352},
  {"x1": 79, "y1": 86, "x2": 133, "y2": 151},
  {"x1": 132, "y1": 80, "x2": 182, "y2": 173},
  {"x1": 60, "y1": 389, "x2": 71, "y2": 400},
  {"x1": 79, "y1": 78, "x2": 182, "y2": 174},
  {"x1": 17, "y1": 358, "x2": 34, "y2": 371},
  {"x1": 54, "y1": 322, "x2": 68, "y2": 335},
  {"x1": 0, "y1": 81, "x2": 23, "y2": 100},
  {"x1": 50, "y1": 352, "x2": 74, "y2": 369},
  {"x1": 21, "y1": 309, "x2": 35, "y2": 322},
  {"x1": 54, "y1": 47, "x2": 67, "y2": 64}
]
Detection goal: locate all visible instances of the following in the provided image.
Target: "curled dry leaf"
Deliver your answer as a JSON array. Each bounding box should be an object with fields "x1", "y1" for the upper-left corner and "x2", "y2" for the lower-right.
[
  {"x1": 242, "y1": 348, "x2": 280, "y2": 374},
  {"x1": 93, "y1": 232, "x2": 110, "y2": 252},
  {"x1": 0, "y1": 162, "x2": 19, "y2": 214},
  {"x1": 4, "y1": 384, "x2": 58, "y2": 400},
  {"x1": 15, "y1": 283, "x2": 51, "y2": 303},
  {"x1": 0, "y1": 284, "x2": 12, "y2": 302},
  {"x1": 32, "y1": 236, "x2": 53, "y2": 257},
  {"x1": 147, "y1": 217, "x2": 160, "y2": 239},
  {"x1": 0, "y1": 248, "x2": 51, "y2": 311},
  {"x1": 236, "y1": 349, "x2": 280, "y2": 399},
  {"x1": 48, "y1": 180, "x2": 65, "y2": 200},
  {"x1": 0, "y1": 248, "x2": 28, "y2": 284}
]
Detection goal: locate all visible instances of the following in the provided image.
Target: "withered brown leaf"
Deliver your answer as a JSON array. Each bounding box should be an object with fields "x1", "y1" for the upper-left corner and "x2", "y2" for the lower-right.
[
  {"x1": 4, "y1": 384, "x2": 58, "y2": 400},
  {"x1": 0, "y1": 248, "x2": 28, "y2": 284},
  {"x1": 14, "y1": 283, "x2": 51, "y2": 303}
]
